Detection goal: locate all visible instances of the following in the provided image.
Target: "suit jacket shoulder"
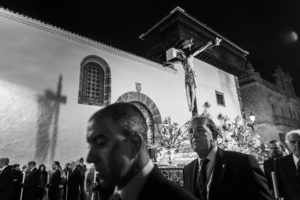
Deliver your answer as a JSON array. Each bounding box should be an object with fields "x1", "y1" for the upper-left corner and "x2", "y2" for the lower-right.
[
  {"x1": 138, "y1": 167, "x2": 197, "y2": 200},
  {"x1": 275, "y1": 154, "x2": 300, "y2": 200}
]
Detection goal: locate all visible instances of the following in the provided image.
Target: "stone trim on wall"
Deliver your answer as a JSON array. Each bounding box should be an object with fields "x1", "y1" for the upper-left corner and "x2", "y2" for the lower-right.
[{"x1": 116, "y1": 91, "x2": 163, "y2": 136}]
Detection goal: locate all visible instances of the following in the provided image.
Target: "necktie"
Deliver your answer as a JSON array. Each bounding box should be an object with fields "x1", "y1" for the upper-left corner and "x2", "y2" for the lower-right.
[
  {"x1": 199, "y1": 159, "x2": 209, "y2": 200},
  {"x1": 199, "y1": 159, "x2": 209, "y2": 189}
]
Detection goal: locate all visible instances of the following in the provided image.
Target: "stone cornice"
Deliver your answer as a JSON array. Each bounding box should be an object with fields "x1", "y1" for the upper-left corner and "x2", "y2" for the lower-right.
[
  {"x1": 0, "y1": 7, "x2": 177, "y2": 75},
  {"x1": 240, "y1": 74, "x2": 300, "y2": 101}
]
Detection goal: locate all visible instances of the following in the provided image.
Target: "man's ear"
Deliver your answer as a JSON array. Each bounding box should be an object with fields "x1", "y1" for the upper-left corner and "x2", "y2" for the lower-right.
[{"x1": 129, "y1": 133, "x2": 143, "y2": 159}]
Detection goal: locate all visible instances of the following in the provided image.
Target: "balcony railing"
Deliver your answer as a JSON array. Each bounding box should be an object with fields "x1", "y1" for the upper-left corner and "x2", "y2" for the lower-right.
[{"x1": 273, "y1": 115, "x2": 300, "y2": 128}]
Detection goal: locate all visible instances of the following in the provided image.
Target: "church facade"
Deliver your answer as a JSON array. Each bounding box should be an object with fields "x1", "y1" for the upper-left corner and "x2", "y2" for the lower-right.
[
  {"x1": 0, "y1": 7, "x2": 245, "y2": 166},
  {"x1": 239, "y1": 63, "x2": 300, "y2": 142}
]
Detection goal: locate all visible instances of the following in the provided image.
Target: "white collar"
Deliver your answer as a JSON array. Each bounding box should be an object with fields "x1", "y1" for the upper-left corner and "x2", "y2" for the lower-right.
[
  {"x1": 1, "y1": 165, "x2": 8, "y2": 171},
  {"x1": 293, "y1": 154, "x2": 299, "y2": 168},
  {"x1": 114, "y1": 160, "x2": 154, "y2": 200}
]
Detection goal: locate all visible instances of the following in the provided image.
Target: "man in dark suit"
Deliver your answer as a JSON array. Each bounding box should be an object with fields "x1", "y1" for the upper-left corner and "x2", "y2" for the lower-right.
[
  {"x1": 86, "y1": 102, "x2": 198, "y2": 200},
  {"x1": 67, "y1": 161, "x2": 83, "y2": 200},
  {"x1": 48, "y1": 161, "x2": 61, "y2": 200},
  {"x1": 0, "y1": 157, "x2": 14, "y2": 200},
  {"x1": 263, "y1": 139, "x2": 284, "y2": 191},
  {"x1": 11, "y1": 164, "x2": 23, "y2": 200},
  {"x1": 275, "y1": 129, "x2": 300, "y2": 200},
  {"x1": 23, "y1": 161, "x2": 39, "y2": 200},
  {"x1": 76, "y1": 158, "x2": 87, "y2": 200},
  {"x1": 183, "y1": 116, "x2": 273, "y2": 200}
]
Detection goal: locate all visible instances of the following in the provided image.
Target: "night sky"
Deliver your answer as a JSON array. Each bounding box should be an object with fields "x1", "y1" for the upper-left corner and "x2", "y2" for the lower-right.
[{"x1": 1, "y1": 0, "x2": 300, "y2": 95}]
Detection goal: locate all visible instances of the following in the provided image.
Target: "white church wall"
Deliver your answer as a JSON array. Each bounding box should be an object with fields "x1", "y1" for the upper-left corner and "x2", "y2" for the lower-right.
[{"x1": 0, "y1": 9, "x2": 241, "y2": 167}]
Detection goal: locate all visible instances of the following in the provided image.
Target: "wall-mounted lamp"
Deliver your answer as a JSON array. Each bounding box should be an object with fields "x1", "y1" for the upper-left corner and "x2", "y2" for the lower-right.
[{"x1": 249, "y1": 112, "x2": 256, "y2": 123}]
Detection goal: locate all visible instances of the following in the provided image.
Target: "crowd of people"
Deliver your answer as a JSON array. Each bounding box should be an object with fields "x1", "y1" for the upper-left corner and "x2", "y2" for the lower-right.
[
  {"x1": 1, "y1": 102, "x2": 300, "y2": 200},
  {"x1": 0, "y1": 157, "x2": 95, "y2": 200}
]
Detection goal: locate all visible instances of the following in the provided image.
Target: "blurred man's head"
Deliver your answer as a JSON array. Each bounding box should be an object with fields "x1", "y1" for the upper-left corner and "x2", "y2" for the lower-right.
[
  {"x1": 188, "y1": 116, "x2": 218, "y2": 159},
  {"x1": 268, "y1": 140, "x2": 283, "y2": 158},
  {"x1": 86, "y1": 102, "x2": 149, "y2": 188},
  {"x1": 285, "y1": 129, "x2": 300, "y2": 158},
  {"x1": 70, "y1": 161, "x2": 76, "y2": 170},
  {"x1": 52, "y1": 161, "x2": 60, "y2": 171},
  {"x1": 0, "y1": 157, "x2": 9, "y2": 168},
  {"x1": 79, "y1": 158, "x2": 84, "y2": 164},
  {"x1": 27, "y1": 161, "x2": 36, "y2": 171},
  {"x1": 65, "y1": 163, "x2": 71, "y2": 169},
  {"x1": 13, "y1": 164, "x2": 20, "y2": 171}
]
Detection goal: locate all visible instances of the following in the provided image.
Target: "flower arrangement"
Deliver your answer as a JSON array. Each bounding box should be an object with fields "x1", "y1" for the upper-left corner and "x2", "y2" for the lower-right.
[
  {"x1": 216, "y1": 114, "x2": 268, "y2": 165},
  {"x1": 151, "y1": 117, "x2": 189, "y2": 165}
]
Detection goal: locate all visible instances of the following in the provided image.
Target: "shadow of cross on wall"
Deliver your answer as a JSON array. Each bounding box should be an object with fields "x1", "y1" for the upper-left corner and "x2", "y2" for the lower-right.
[{"x1": 35, "y1": 75, "x2": 67, "y2": 164}]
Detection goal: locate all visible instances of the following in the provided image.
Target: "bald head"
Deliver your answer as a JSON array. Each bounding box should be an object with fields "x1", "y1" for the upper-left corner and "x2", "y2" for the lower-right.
[
  {"x1": 86, "y1": 102, "x2": 150, "y2": 188},
  {"x1": 89, "y1": 102, "x2": 148, "y2": 140}
]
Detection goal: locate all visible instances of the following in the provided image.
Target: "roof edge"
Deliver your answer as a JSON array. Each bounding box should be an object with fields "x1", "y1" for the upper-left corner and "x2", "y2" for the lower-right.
[
  {"x1": 139, "y1": 6, "x2": 249, "y2": 56},
  {"x1": 0, "y1": 7, "x2": 177, "y2": 74}
]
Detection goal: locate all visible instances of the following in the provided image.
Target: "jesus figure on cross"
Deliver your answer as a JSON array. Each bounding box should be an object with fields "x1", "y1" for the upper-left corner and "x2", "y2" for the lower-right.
[{"x1": 175, "y1": 37, "x2": 222, "y2": 115}]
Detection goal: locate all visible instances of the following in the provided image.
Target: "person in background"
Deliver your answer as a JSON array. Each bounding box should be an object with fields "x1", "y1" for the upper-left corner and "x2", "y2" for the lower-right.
[
  {"x1": 183, "y1": 116, "x2": 273, "y2": 200},
  {"x1": 67, "y1": 161, "x2": 82, "y2": 200},
  {"x1": 48, "y1": 161, "x2": 61, "y2": 200},
  {"x1": 275, "y1": 129, "x2": 300, "y2": 200},
  {"x1": 77, "y1": 158, "x2": 87, "y2": 200},
  {"x1": 86, "y1": 167, "x2": 95, "y2": 200},
  {"x1": 22, "y1": 161, "x2": 39, "y2": 200},
  {"x1": 12, "y1": 164, "x2": 23, "y2": 200},
  {"x1": 63, "y1": 163, "x2": 71, "y2": 200},
  {"x1": 263, "y1": 139, "x2": 284, "y2": 191},
  {"x1": 37, "y1": 164, "x2": 48, "y2": 200},
  {"x1": 0, "y1": 157, "x2": 14, "y2": 200},
  {"x1": 86, "y1": 102, "x2": 198, "y2": 200}
]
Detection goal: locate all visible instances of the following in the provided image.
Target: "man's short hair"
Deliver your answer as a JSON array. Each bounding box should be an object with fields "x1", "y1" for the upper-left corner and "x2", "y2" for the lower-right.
[
  {"x1": 285, "y1": 129, "x2": 300, "y2": 143},
  {"x1": 190, "y1": 116, "x2": 218, "y2": 139},
  {"x1": 0, "y1": 157, "x2": 9, "y2": 165},
  {"x1": 79, "y1": 158, "x2": 84, "y2": 163},
  {"x1": 89, "y1": 102, "x2": 148, "y2": 139},
  {"x1": 53, "y1": 161, "x2": 60, "y2": 167},
  {"x1": 13, "y1": 163, "x2": 20, "y2": 168},
  {"x1": 28, "y1": 161, "x2": 36, "y2": 167}
]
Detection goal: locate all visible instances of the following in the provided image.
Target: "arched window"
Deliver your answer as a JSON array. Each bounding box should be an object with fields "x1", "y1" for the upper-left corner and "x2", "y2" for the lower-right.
[{"x1": 78, "y1": 55, "x2": 111, "y2": 106}]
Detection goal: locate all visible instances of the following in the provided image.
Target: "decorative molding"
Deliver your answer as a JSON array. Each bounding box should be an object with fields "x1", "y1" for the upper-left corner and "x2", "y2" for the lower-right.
[{"x1": 116, "y1": 91, "x2": 163, "y2": 126}]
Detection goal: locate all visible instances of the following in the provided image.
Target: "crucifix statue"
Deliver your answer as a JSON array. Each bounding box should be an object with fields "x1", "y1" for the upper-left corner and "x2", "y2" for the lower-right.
[{"x1": 166, "y1": 37, "x2": 222, "y2": 116}]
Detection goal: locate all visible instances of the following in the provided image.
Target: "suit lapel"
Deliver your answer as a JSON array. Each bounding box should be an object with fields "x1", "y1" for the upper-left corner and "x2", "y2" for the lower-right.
[
  {"x1": 189, "y1": 159, "x2": 198, "y2": 194},
  {"x1": 209, "y1": 148, "x2": 227, "y2": 200},
  {"x1": 283, "y1": 154, "x2": 299, "y2": 186}
]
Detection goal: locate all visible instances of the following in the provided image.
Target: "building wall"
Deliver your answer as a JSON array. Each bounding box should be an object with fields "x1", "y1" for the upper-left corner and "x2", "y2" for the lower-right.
[
  {"x1": 240, "y1": 74, "x2": 300, "y2": 143},
  {"x1": 0, "y1": 9, "x2": 241, "y2": 167}
]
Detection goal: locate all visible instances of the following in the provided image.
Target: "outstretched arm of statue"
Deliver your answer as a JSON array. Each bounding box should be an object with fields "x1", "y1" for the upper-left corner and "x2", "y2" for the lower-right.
[
  {"x1": 191, "y1": 41, "x2": 213, "y2": 57},
  {"x1": 191, "y1": 37, "x2": 222, "y2": 57}
]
